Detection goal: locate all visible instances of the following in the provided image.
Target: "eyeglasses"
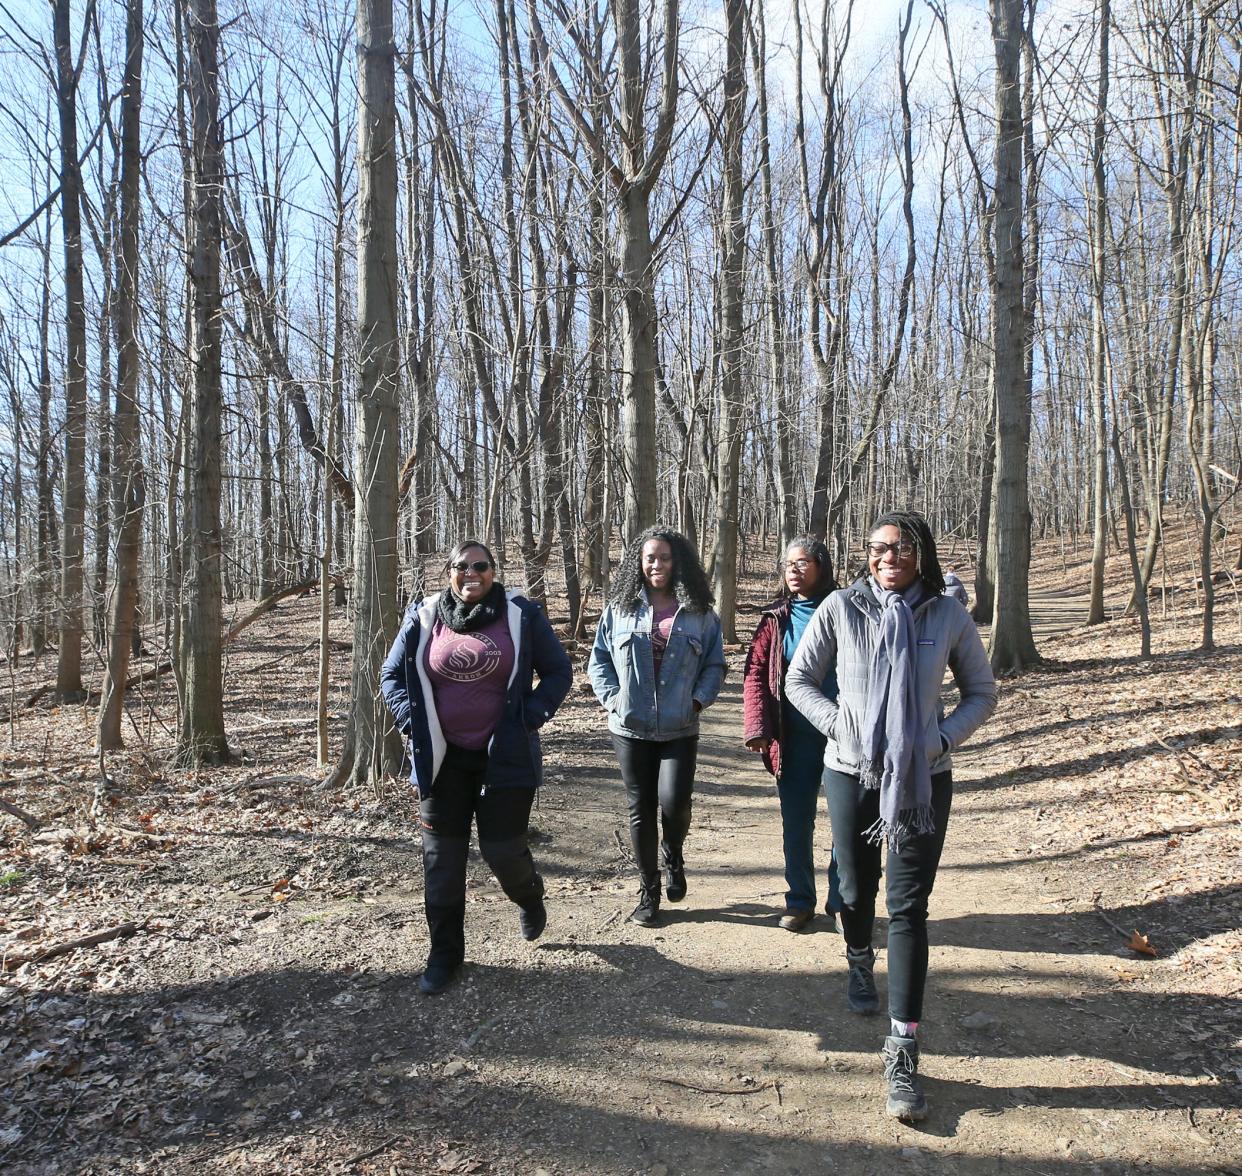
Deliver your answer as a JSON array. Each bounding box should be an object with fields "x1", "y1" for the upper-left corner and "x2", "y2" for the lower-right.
[
  {"x1": 783, "y1": 559, "x2": 814, "y2": 571},
  {"x1": 865, "y1": 541, "x2": 916, "y2": 559},
  {"x1": 451, "y1": 560, "x2": 492, "y2": 573}
]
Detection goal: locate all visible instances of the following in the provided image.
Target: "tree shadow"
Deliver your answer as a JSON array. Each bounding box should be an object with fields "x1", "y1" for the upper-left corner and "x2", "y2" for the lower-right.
[
  {"x1": 966, "y1": 695, "x2": 1218, "y2": 753},
  {"x1": 6, "y1": 939, "x2": 1238, "y2": 1174},
  {"x1": 951, "y1": 725, "x2": 1237, "y2": 793}
]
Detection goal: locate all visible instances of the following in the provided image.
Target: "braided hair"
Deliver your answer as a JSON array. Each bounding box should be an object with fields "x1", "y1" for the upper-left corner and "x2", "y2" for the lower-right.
[
  {"x1": 610, "y1": 526, "x2": 714, "y2": 615},
  {"x1": 867, "y1": 511, "x2": 946, "y2": 597}
]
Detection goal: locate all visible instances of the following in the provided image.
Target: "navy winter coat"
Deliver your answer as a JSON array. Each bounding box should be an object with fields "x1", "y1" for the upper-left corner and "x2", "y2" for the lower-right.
[{"x1": 379, "y1": 591, "x2": 573, "y2": 797}]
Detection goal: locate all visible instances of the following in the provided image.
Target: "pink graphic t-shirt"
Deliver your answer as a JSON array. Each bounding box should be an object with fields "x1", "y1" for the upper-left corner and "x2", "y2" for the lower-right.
[
  {"x1": 650, "y1": 601, "x2": 678, "y2": 681},
  {"x1": 424, "y1": 614, "x2": 515, "y2": 749}
]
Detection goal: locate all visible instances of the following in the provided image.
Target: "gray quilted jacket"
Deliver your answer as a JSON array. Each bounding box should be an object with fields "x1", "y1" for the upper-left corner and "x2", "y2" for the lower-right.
[{"x1": 785, "y1": 578, "x2": 997, "y2": 776}]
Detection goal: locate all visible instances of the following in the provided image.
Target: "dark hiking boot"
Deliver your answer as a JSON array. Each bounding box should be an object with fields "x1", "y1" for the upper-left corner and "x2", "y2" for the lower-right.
[
  {"x1": 846, "y1": 946, "x2": 880, "y2": 1015},
  {"x1": 630, "y1": 882, "x2": 662, "y2": 927},
  {"x1": 519, "y1": 899, "x2": 547, "y2": 942},
  {"x1": 662, "y1": 845, "x2": 687, "y2": 903},
  {"x1": 418, "y1": 961, "x2": 459, "y2": 996},
  {"x1": 882, "y1": 1035, "x2": 928, "y2": 1121}
]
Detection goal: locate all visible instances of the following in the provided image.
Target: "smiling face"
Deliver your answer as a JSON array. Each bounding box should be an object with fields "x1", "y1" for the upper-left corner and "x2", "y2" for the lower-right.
[
  {"x1": 783, "y1": 545, "x2": 822, "y2": 599},
  {"x1": 867, "y1": 524, "x2": 919, "y2": 593},
  {"x1": 448, "y1": 544, "x2": 495, "y2": 604},
  {"x1": 640, "y1": 539, "x2": 675, "y2": 594}
]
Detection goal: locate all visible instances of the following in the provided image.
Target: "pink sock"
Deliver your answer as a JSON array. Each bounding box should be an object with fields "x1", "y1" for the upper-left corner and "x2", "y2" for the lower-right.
[{"x1": 891, "y1": 1018, "x2": 918, "y2": 1038}]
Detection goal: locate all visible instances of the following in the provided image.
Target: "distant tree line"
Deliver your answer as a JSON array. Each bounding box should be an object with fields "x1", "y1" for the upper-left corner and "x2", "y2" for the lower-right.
[{"x1": 0, "y1": 0, "x2": 1237, "y2": 786}]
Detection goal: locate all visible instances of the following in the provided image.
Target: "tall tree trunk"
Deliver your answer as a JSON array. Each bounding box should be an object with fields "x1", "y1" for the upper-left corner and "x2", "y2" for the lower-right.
[
  {"x1": 98, "y1": 0, "x2": 145, "y2": 751},
  {"x1": 581, "y1": 181, "x2": 608, "y2": 596},
  {"x1": 91, "y1": 264, "x2": 112, "y2": 645},
  {"x1": 1131, "y1": 4, "x2": 1198, "y2": 609},
  {"x1": 257, "y1": 378, "x2": 276, "y2": 597},
  {"x1": 331, "y1": 0, "x2": 401, "y2": 791},
  {"x1": 53, "y1": 0, "x2": 89, "y2": 700},
  {"x1": 748, "y1": 0, "x2": 795, "y2": 545},
  {"x1": 1086, "y1": 0, "x2": 1110, "y2": 625},
  {"x1": 711, "y1": 0, "x2": 746, "y2": 642},
  {"x1": 618, "y1": 183, "x2": 660, "y2": 540},
  {"x1": 34, "y1": 234, "x2": 55, "y2": 657},
  {"x1": 177, "y1": 0, "x2": 230, "y2": 765},
  {"x1": 986, "y1": 0, "x2": 1039, "y2": 671},
  {"x1": 404, "y1": 0, "x2": 436, "y2": 598}
]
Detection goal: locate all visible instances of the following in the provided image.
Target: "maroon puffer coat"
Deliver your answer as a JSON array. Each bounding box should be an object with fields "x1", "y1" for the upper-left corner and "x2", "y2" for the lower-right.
[{"x1": 742, "y1": 600, "x2": 790, "y2": 777}]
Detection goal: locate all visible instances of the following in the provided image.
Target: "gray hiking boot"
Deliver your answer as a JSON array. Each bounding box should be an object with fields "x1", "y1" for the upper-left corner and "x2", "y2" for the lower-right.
[
  {"x1": 882, "y1": 1034, "x2": 928, "y2": 1121},
  {"x1": 846, "y1": 946, "x2": 880, "y2": 1015}
]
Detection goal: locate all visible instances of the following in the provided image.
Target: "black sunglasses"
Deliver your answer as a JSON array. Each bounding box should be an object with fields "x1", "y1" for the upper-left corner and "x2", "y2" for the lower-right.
[{"x1": 451, "y1": 560, "x2": 492, "y2": 573}]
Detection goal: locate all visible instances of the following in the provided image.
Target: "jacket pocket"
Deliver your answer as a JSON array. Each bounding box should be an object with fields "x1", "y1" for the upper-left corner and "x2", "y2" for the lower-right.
[
  {"x1": 923, "y1": 714, "x2": 947, "y2": 760},
  {"x1": 611, "y1": 631, "x2": 644, "y2": 731},
  {"x1": 831, "y1": 706, "x2": 863, "y2": 768}
]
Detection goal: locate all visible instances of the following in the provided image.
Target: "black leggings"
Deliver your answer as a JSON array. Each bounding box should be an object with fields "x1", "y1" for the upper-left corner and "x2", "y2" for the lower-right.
[
  {"x1": 823, "y1": 768, "x2": 953, "y2": 1022},
  {"x1": 610, "y1": 734, "x2": 698, "y2": 885},
  {"x1": 418, "y1": 744, "x2": 542, "y2": 968}
]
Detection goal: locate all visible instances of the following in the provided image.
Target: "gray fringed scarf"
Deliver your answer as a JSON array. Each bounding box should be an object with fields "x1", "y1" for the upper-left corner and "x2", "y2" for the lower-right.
[{"x1": 859, "y1": 577, "x2": 935, "y2": 850}]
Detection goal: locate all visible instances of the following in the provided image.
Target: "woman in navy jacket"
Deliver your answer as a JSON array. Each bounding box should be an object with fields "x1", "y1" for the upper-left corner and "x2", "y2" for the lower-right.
[{"x1": 381, "y1": 540, "x2": 572, "y2": 995}]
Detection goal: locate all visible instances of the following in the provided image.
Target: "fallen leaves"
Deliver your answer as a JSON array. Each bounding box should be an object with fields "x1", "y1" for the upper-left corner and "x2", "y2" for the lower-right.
[{"x1": 1126, "y1": 929, "x2": 1158, "y2": 957}]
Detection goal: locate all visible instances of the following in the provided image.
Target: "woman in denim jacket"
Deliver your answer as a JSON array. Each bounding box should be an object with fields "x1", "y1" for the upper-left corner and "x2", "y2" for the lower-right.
[{"x1": 588, "y1": 527, "x2": 726, "y2": 927}]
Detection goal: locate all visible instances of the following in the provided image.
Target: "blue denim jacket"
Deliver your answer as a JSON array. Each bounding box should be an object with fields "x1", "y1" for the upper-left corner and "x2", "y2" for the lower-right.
[{"x1": 588, "y1": 597, "x2": 727, "y2": 741}]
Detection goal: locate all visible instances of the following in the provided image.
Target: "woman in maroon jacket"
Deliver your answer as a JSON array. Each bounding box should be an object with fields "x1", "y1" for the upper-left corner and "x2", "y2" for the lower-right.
[{"x1": 743, "y1": 537, "x2": 841, "y2": 931}]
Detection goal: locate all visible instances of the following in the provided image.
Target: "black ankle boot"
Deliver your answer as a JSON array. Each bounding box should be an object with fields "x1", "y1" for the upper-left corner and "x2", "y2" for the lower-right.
[
  {"x1": 519, "y1": 899, "x2": 547, "y2": 942},
  {"x1": 630, "y1": 880, "x2": 662, "y2": 927},
  {"x1": 661, "y1": 844, "x2": 686, "y2": 903},
  {"x1": 418, "y1": 960, "x2": 459, "y2": 996},
  {"x1": 846, "y1": 946, "x2": 880, "y2": 1014}
]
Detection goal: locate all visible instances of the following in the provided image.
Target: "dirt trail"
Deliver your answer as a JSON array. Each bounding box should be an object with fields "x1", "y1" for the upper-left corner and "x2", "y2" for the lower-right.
[{"x1": 5, "y1": 587, "x2": 1239, "y2": 1175}]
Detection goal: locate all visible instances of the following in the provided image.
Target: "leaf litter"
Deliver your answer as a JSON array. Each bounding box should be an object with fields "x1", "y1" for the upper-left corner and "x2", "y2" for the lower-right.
[{"x1": 1, "y1": 531, "x2": 1240, "y2": 1173}]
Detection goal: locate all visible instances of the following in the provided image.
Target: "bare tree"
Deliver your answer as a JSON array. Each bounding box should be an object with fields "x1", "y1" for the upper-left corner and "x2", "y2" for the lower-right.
[
  {"x1": 987, "y1": 0, "x2": 1039, "y2": 671},
  {"x1": 711, "y1": 0, "x2": 746, "y2": 642},
  {"x1": 177, "y1": 0, "x2": 229, "y2": 764},
  {"x1": 748, "y1": 0, "x2": 796, "y2": 545},
  {"x1": 1086, "y1": 0, "x2": 1110, "y2": 625},
  {"x1": 97, "y1": 0, "x2": 144, "y2": 751},
  {"x1": 52, "y1": 0, "x2": 95, "y2": 700},
  {"x1": 528, "y1": 0, "x2": 681, "y2": 539},
  {"x1": 330, "y1": 0, "x2": 401, "y2": 791}
]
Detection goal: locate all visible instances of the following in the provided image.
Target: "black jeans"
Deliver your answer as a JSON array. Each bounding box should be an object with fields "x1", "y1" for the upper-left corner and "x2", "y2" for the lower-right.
[
  {"x1": 418, "y1": 744, "x2": 542, "y2": 968},
  {"x1": 823, "y1": 767, "x2": 953, "y2": 1022},
  {"x1": 610, "y1": 734, "x2": 698, "y2": 886}
]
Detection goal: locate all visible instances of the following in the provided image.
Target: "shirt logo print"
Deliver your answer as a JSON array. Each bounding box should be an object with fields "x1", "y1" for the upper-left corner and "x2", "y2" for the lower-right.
[{"x1": 435, "y1": 632, "x2": 502, "y2": 682}]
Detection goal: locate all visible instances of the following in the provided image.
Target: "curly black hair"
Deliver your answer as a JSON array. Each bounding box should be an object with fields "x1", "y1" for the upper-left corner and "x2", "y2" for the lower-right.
[
  {"x1": 610, "y1": 526, "x2": 715, "y2": 614},
  {"x1": 777, "y1": 535, "x2": 835, "y2": 599},
  {"x1": 867, "y1": 510, "x2": 946, "y2": 597}
]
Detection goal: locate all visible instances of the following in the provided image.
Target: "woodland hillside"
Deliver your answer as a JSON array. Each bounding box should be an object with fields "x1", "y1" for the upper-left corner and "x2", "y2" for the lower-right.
[
  {"x1": 1, "y1": 528, "x2": 1240, "y2": 1174},
  {"x1": 1, "y1": 0, "x2": 1240, "y2": 1166},
  {"x1": 0, "y1": 0, "x2": 1239, "y2": 787}
]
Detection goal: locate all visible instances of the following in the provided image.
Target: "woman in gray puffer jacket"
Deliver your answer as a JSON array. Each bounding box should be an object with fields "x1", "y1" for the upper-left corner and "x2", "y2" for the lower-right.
[{"x1": 785, "y1": 510, "x2": 996, "y2": 1124}]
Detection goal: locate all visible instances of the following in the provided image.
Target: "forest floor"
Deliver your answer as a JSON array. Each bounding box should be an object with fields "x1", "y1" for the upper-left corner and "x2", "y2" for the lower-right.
[{"x1": 1, "y1": 534, "x2": 1241, "y2": 1175}]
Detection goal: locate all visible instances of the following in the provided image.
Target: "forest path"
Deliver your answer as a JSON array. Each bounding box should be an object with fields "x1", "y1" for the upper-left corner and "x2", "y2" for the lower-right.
[
  {"x1": 182, "y1": 590, "x2": 1234, "y2": 1175},
  {"x1": 8, "y1": 589, "x2": 1239, "y2": 1176},
  {"x1": 511, "y1": 669, "x2": 1233, "y2": 1176}
]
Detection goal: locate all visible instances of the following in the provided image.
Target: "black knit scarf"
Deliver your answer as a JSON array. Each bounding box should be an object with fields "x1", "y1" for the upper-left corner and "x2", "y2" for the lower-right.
[{"x1": 437, "y1": 582, "x2": 507, "y2": 633}]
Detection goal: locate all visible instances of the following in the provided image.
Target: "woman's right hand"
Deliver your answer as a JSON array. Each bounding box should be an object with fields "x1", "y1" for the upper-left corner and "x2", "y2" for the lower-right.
[{"x1": 746, "y1": 737, "x2": 770, "y2": 755}]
